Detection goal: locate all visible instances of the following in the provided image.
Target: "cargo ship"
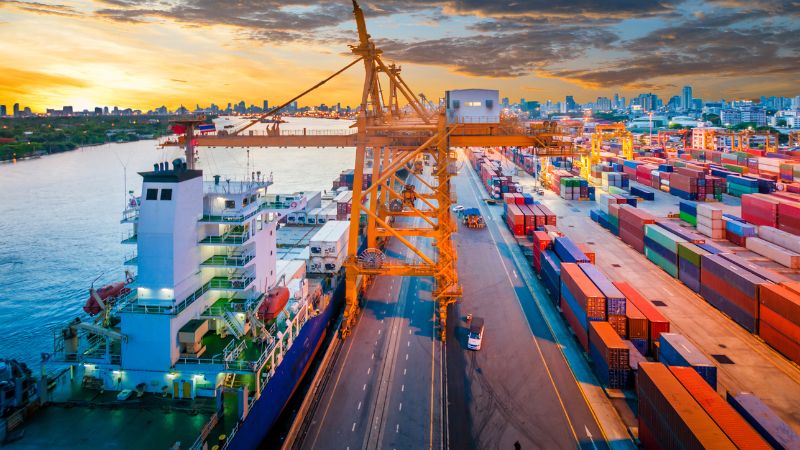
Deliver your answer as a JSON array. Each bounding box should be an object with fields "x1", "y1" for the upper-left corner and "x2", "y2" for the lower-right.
[{"x1": 2, "y1": 157, "x2": 359, "y2": 449}]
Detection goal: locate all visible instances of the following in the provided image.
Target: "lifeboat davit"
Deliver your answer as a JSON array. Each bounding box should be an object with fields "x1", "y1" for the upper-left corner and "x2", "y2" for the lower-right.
[
  {"x1": 257, "y1": 287, "x2": 290, "y2": 321},
  {"x1": 83, "y1": 282, "x2": 128, "y2": 316}
]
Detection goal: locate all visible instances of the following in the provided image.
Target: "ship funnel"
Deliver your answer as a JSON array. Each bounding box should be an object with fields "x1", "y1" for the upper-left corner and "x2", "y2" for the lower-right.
[
  {"x1": 213, "y1": 175, "x2": 221, "y2": 185},
  {"x1": 153, "y1": 163, "x2": 159, "y2": 172}
]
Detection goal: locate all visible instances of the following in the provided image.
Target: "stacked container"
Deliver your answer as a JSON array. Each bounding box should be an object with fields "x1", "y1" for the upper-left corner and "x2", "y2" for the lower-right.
[
  {"x1": 308, "y1": 221, "x2": 350, "y2": 274},
  {"x1": 727, "y1": 392, "x2": 800, "y2": 450},
  {"x1": 588, "y1": 321, "x2": 630, "y2": 388},
  {"x1": 679, "y1": 200, "x2": 697, "y2": 226},
  {"x1": 579, "y1": 263, "x2": 626, "y2": 337},
  {"x1": 637, "y1": 363, "x2": 736, "y2": 450},
  {"x1": 742, "y1": 193, "x2": 779, "y2": 227},
  {"x1": 540, "y1": 249, "x2": 561, "y2": 305},
  {"x1": 560, "y1": 263, "x2": 606, "y2": 352},
  {"x1": 726, "y1": 175, "x2": 759, "y2": 197},
  {"x1": 745, "y1": 237, "x2": 800, "y2": 268},
  {"x1": 677, "y1": 242, "x2": 710, "y2": 292},
  {"x1": 626, "y1": 300, "x2": 649, "y2": 355},
  {"x1": 531, "y1": 231, "x2": 551, "y2": 274},
  {"x1": 644, "y1": 224, "x2": 685, "y2": 278},
  {"x1": 669, "y1": 367, "x2": 771, "y2": 450},
  {"x1": 723, "y1": 215, "x2": 757, "y2": 246},
  {"x1": 618, "y1": 206, "x2": 656, "y2": 253},
  {"x1": 700, "y1": 254, "x2": 766, "y2": 333},
  {"x1": 614, "y1": 281, "x2": 670, "y2": 355},
  {"x1": 553, "y1": 237, "x2": 591, "y2": 264},
  {"x1": 658, "y1": 333, "x2": 718, "y2": 389},
  {"x1": 758, "y1": 284, "x2": 800, "y2": 365},
  {"x1": 505, "y1": 204, "x2": 525, "y2": 236},
  {"x1": 696, "y1": 203, "x2": 724, "y2": 239}
]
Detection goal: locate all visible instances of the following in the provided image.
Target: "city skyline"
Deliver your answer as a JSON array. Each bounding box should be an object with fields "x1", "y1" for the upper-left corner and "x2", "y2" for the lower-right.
[{"x1": 1, "y1": 0, "x2": 799, "y2": 111}]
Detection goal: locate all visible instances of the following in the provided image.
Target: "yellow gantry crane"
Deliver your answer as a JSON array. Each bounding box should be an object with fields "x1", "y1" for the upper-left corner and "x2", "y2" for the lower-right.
[
  {"x1": 167, "y1": 1, "x2": 587, "y2": 340},
  {"x1": 581, "y1": 123, "x2": 633, "y2": 180}
]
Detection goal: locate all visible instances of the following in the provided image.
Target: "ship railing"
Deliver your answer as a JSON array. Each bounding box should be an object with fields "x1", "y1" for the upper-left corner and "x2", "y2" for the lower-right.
[
  {"x1": 223, "y1": 339, "x2": 247, "y2": 362},
  {"x1": 189, "y1": 412, "x2": 219, "y2": 450},
  {"x1": 120, "y1": 207, "x2": 139, "y2": 223}
]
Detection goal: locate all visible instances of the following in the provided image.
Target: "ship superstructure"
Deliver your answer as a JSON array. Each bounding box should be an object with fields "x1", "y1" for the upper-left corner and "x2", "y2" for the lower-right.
[{"x1": 37, "y1": 158, "x2": 349, "y2": 449}]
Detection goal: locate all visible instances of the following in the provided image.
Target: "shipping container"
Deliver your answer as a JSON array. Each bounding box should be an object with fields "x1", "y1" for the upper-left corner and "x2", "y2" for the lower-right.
[
  {"x1": 659, "y1": 333, "x2": 718, "y2": 389},
  {"x1": 727, "y1": 392, "x2": 800, "y2": 450},
  {"x1": 670, "y1": 367, "x2": 771, "y2": 449},
  {"x1": 588, "y1": 321, "x2": 630, "y2": 388},
  {"x1": 637, "y1": 363, "x2": 736, "y2": 450},
  {"x1": 614, "y1": 281, "x2": 670, "y2": 354}
]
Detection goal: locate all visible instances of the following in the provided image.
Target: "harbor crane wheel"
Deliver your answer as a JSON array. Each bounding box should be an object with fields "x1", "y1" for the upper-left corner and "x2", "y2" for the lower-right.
[{"x1": 357, "y1": 248, "x2": 386, "y2": 270}]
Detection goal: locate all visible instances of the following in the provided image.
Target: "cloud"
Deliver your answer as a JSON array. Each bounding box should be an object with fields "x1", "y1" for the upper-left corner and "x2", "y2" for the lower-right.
[
  {"x1": 379, "y1": 25, "x2": 617, "y2": 77},
  {"x1": 0, "y1": 0, "x2": 82, "y2": 16},
  {"x1": 0, "y1": 67, "x2": 89, "y2": 95},
  {"x1": 544, "y1": 12, "x2": 800, "y2": 88}
]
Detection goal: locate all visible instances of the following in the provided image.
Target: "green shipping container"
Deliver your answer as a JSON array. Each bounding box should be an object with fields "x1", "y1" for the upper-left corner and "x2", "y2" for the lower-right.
[
  {"x1": 645, "y1": 224, "x2": 685, "y2": 252},
  {"x1": 679, "y1": 211, "x2": 697, "y2": 226},
  {"x1": 645, "y1": 247, "x2": 679, "y2": 278},
  {"x1": 677, "y1": 242, "x2": 708, "y2": 267}
]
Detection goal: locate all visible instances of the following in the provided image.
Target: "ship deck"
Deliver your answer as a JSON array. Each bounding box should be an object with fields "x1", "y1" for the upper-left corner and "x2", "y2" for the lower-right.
[{"x1": 4, "y1": 373, "x2": 239, "y2": 450}]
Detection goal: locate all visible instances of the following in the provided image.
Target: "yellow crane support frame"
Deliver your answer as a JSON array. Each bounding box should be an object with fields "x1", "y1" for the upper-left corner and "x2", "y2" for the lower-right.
[
  {"x1": 167, "y1": 1, "x2": 589, "y2": 341},
  {"x1": 580, "y1": 123, "x2": 633, "y2": 180}
]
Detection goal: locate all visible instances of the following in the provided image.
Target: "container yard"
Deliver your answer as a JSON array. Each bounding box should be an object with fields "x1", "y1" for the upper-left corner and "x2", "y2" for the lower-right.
[
  {"x1": 3, "y1": 0, "x2": 800, "y2": 448},
  {"x1": 463, "y1": 139, "x2": 800, "y2": 447}
]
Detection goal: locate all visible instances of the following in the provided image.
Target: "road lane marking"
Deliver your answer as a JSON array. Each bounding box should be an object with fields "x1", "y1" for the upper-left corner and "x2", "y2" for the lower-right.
[
  {"x1": 371, "y1": 353, "x2": 374, "y2": 360},
  {"x1": 463, "y1": 159, "x2": 582, "y2": 446},
  {"x1": 403, "y1": 368, "x2": 407, "y2": 375},
  {"x1": 363, "y1": 383, "x2": 367, "y2": 391},
  {"x1": 358, "y1": 401, "x2": 362, "y2": 410},
  {"x1": 405, "y1": 353, "x2": 408, "y2": 360},
  {"x1": 352, "y1": 422, "x2": 356, "y2": 432},
  {"x1": 378, "y1": 329, "x2": 381, "y2": 335},
  {"x1": 401, "y1": 384, "x2": 405, "y2": 392},
  {"x1": 367, "y1": 367, "x2": 371, "y2": 375},
  {"x1": 398, "y1": 402, "x2": 402, "y2": 411},
  {"x1": 396, "y1": 424, "x2": 400, "y2": 433},
  {"x1": 407, "y1": 341, "x2": 410, "y2": 347}
]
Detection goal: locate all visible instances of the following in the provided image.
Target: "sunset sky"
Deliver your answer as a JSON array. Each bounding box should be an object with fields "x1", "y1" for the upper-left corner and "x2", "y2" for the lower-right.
[{"x1": 1, "y1": 0, "x2": 798, "y2": 112}]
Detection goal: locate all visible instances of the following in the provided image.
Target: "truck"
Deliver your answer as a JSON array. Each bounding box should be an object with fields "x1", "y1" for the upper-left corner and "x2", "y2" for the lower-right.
[{"x1": 467, "y1": 317, "x2": 485, "y2": 350}]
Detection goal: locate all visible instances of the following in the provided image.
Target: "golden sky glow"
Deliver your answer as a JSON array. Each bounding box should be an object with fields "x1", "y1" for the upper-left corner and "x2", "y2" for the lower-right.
[{"x1": 1, "y1": 0, "x2": 797, "y2": 112}]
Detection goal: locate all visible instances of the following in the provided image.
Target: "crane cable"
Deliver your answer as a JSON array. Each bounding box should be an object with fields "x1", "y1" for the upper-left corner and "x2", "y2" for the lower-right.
[{"x1": 235, "y1": 56, "x2": 365, "y2": 135}]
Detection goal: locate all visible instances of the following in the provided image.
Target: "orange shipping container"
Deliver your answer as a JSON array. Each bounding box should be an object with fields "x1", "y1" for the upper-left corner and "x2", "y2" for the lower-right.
[
  {"x1": 760, "y1": 284, "x2": 800, "y2": 327},
  {"x1": 638, "y1": 363, "x2": 736, "y2": 450},
  {"x1": 626, "y1": 300, "x2": 648, "y2": 340},
  {"x1": 670, "y1": 367, "x2": 771, "y2": 449}
]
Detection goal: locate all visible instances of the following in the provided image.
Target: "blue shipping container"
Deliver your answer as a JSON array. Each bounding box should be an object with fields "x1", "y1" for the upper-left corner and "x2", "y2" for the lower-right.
[{"x1": 658, "y1": 333, "x2": 717, "y2": 389}]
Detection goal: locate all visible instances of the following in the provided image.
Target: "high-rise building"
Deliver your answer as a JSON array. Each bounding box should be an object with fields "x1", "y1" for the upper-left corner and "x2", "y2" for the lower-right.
[
  {"x1": 501, "y1": 97, "x2": 509, "y2": 108},
  {"x1": 668, "y1": 96, "x2": 681, "y2": 111},
  {"x1": 565, "y1": 96, "x2": 576, "y2": 112},
  {"x1": 793, "y1": 96, "x2": 800, "y2": 110},
  {"x1": 613, "y1": 93, "x2": 620, "y2": 109},
  {"x1": 0, "y1": 105, "x2": 6, "y2": 116},
  {"x1": 595, "y1": 96, "x2": 612, "y2": 111},
  {"x1": 682, "y1": 85, "x2": 693, "y2": 111},
  {"x1": 263, "y1": 100, "x2": 269, "y2": 111},
  {"x1": 13, "y1": 103, "x2": 20, "y2": 117}
]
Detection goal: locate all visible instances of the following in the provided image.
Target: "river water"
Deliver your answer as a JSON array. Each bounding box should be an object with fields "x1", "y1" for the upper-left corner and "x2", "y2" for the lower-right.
[{"x1": 0, "y1": 117, "x2": 355, "y2": 367}]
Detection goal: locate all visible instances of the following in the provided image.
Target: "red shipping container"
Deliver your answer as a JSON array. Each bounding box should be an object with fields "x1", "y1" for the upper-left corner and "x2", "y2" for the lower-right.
[
  {"x1": 536, "y1": 204, "x2": 557, "y2": 226},
  {"x1": 741, "y1": 194, "x2": 779, "y2": 227},
  {"x1": 670, "y1": 367, "x2": 771, "y2": 450},
  {"x1": 608, "y1": 314, "x2": 627, "y2": 338},
  {"x1": 777, "y1": 199, "x2": 800, "y2": 236},
  {"x1": 614, "y1": 281, "x2": 670, "y2": 352},
  {"x1": 759, "y1": 307, "x2": 800, "y2": 364}
]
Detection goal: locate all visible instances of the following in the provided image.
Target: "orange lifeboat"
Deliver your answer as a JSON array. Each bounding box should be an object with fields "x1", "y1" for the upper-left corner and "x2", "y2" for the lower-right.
[
  {"x1": 257, "y1": 287, "x2": 290, "y2": 321},
  {"x1": 83, "y1": 282, "x2": 129, "y2": 316}
]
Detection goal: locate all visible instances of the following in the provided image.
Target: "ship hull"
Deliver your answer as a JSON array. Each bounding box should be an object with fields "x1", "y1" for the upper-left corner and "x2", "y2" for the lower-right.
[{"x1": 228, "y1": 277, "x2": 344, "y2": 450}]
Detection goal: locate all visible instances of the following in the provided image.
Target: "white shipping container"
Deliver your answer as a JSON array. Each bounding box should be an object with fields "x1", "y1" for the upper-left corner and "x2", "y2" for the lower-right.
[
  {"x1": 309, "y1": 221, "x2": 350, "y2": 257},
  {"x1": 306, "y1": 208, "x2": 323, "y2": 225},
  {"x1": 757, "y1": 226, "x2": 800, "y2": 254},
  {"x1": 745, "y1": 237, "x2": 800, "y2": 269},
  {"x1": 696, "y1": 214, "x2": 724, "y2": 230},
  {"x1": 696, "y1": 222, "x2": 725, "y2": 239},
  {"x1": 696, "y1": 203, "x2": 723, "y2": 220},
  {"x1": 308, "y1": 250, "x2": 347, "y2": 274}
]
